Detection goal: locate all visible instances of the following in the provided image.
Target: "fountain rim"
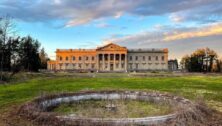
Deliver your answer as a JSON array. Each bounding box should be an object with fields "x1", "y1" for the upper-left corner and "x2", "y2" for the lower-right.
[{"x1": 18, "y1": 90, "x2": 193, "y2": 125}]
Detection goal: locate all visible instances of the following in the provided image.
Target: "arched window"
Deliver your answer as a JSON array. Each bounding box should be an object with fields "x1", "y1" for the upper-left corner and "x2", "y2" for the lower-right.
[
  {"x1": 73, "y1": 56, "x2": 75, "y2": 61},
  {"x1": 66, "y1": 57, "x2": 69, "y2": 61}
]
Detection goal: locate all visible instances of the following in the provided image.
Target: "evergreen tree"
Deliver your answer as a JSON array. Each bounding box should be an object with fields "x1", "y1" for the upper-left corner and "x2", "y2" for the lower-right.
[
  {"x1": 0, "y1": 15, "x2": 17, "y2": 80},
  {"x1": 39, "y1": 48, "x2": 49, "y2": 69},
  {"x1": 19, "y1": 36, "x2": 41, "y2": 72},
  {"x1": 0, "y1": 16, "x2": 49, "y2": 81}
]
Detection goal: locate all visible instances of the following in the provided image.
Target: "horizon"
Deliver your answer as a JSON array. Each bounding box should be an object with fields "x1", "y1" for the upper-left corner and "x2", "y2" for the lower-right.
[{"x1": 1, "y1": 0, "x2": 222, "y2": 60}]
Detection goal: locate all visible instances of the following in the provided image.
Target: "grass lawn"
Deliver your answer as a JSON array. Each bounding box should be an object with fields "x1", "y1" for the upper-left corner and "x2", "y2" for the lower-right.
[
  {"x1": 0, "y1": 72, "x2": 222, "y2": 119},
  {"x1": 53, "y1": 100, "x2": 172, "y2": 118}
]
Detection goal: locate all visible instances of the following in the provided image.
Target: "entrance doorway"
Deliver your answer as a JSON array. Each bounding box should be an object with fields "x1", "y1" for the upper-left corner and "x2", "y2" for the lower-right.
[{"x1": 110, "y1": 64, "x2": 114, "y2": 71}]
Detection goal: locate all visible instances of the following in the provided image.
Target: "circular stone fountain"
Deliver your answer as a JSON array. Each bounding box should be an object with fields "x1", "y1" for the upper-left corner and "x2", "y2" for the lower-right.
[{"x1": 18, "y1": 91, "x2": 199, "y2": 126}]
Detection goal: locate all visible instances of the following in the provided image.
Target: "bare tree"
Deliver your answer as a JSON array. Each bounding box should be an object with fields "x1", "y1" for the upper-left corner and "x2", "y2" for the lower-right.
[
  {"x1": 180, "y1": 55, "x2": 190, "y2": 71},
  {"x1": 0, "y1": 15, "x2": 17, "y2": 81}
]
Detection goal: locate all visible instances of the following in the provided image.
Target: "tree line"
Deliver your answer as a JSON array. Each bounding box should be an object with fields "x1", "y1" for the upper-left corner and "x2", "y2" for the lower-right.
[
  {"x1": 180, "y1": 48, "x2": 222, "y2": 72},
  {"x1": 0, "y1": 16, "x2": 49, "y2": 81}
]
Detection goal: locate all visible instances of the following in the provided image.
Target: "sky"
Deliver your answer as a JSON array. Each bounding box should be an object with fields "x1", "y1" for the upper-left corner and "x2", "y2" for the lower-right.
[{"x1": 0, "y1": 0, "x2": 222, "y2": 60}]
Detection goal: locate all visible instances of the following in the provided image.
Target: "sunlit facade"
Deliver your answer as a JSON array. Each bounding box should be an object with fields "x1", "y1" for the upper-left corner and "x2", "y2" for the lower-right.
[{"x1": 47, "y1": 43, "x2": 168, "y2": 72}]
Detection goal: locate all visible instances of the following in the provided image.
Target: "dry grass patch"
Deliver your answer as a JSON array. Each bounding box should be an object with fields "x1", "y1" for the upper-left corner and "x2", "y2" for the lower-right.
[{"x1": 53, "y1": 99, "x2": 173, "y2": 118}]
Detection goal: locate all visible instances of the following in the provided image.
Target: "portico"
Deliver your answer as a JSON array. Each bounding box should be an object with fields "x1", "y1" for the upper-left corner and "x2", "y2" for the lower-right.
[{"x1": 96, "y1": 43, "x2": 127, "y2": 72}]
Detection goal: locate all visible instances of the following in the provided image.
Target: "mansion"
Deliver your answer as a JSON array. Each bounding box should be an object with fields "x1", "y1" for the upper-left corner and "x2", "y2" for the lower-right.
[{"x1": 47, "y1": 43, "x2": 169, "y2": 72}]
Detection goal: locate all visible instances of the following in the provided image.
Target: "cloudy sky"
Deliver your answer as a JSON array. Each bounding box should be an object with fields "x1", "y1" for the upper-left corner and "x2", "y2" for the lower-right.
[{"x1": 1, "y1": 0, "x2": 222, "y2": 59}]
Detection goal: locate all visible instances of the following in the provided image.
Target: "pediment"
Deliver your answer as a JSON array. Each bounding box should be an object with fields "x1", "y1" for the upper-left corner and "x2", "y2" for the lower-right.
[{"x1": 97, "y1": 43, "x2": 127, "y2": 51}]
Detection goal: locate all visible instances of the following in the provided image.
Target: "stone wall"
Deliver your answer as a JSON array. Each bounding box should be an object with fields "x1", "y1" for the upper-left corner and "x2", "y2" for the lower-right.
[{"x1": 127, "y1": 51, "x2": 168, "y2": 71}]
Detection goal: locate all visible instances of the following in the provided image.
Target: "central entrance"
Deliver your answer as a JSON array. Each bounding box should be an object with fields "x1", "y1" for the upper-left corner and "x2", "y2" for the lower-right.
[
  {"x1": 96, "y1": 43, "x2": 127, "y2": 72},
  {"x1": 110, "y1": 64, "x2": 114, "y2": 71}
]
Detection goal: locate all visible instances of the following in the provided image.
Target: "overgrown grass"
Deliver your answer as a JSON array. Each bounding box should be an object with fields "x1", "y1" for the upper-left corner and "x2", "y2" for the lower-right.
[
  {"x1": 53, "y1": 100, "x2": 172, "y2": 118},
  {"x1": 0, "y1": 73, "x2": 222, "y2": 113}
]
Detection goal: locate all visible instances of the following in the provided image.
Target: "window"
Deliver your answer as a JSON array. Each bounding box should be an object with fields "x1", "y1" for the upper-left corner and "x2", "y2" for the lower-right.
[
  {"x1": 73, "y1": 56, "x2": 75, "y2": 61},
  {"x1": 66, "y1": 57, "x2": 69, "y2": 61},
  {"x1": 162, "y1": 56, "x2": 164, "y2": 61},
  {"x1": 121, "y1": 63, "x2": 124, "y2": 68},
  {"x1": 65, "y1": 63, "x2": 69, "y2": 69},
  {"x1": 60, "y1": 57, "x2": 63, "y2": 61},
  {"x1": 110, "y1": 55, "x2": 114, "y2": 60},
  {"x1": 73, "y1": 63, "x2": 75, "y2": 67},
  {"x1": 135, "y1": 56, "x2": 138, "y2": 61},
  {"x1": 136, "y1": 64, "x2": 138, "y2": 69},
  {"x1": 79, "y1": 64, "x2": 81, "y2": 68},
  {"x1": 116, "y1": 63, "x2": 119, "y2": 68},
  {"x1": 59, "y1": 63, "x2": 62, "y2": 69},
  {"x1": 79, "y1": 56, "x2": 82, "y2": 61},
  {"x1": 116, "y1": 55, "x2": 119, "y2": 60},
  {"x1": 86, "y1": 57, "x2": 89, "y2": 61},
  {"x1": 149, "y1": 56, "x2": 151, "y2": 61},
  {"x1": 156, "y1": 56, "x2": 158, "y2": 61},
  {"x1": 92, "y1": 56, "x2": 94, "y2": 61},
  {"x1": 105, "y1": 55, "x2": 108, "y2": 61},
  {"x1": 129, "y1": 64, "x2": 133, "y2": 69},
  {"x1": 92, "y1": 64, "x2": 95, "y2": 68},
  {"x1": 129, "y1": 56, "x2": 132, "y2": 61},
  {"x1": 99, "y1": 55, "x2": 103, "y2": 60},
  {"x1": 143, "y1": 56, "x2": 145, "y2": 61}
]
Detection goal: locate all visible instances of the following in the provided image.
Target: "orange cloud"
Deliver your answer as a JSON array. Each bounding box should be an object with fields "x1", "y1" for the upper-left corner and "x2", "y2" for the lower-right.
[{"x1": 164, "y1": 23, "x2": 222, "y2": 41}]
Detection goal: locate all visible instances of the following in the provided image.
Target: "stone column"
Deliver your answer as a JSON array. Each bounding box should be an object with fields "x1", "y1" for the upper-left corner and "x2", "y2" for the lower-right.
[
  {"x1": 96, "y1": 54, "x2": 99, "y2": 71},
  {"x1": 108, "y1": 54, "x2": 110, "y2": 71},
  {"x1": 89, "y1": 56, "x2": 91, "y2": 70},
  {"x1": 119, "y1": 54, "x2": 122, "y2": 70},
  {"x1": 113, "y1": 54, "x2": 115, "y2": 71},
  {"x1": 102, "y1": 54, "x2": 105, "y2": 71},
  {"x1": 125, "y1": 54, "x2": 127, "y2": 72}
]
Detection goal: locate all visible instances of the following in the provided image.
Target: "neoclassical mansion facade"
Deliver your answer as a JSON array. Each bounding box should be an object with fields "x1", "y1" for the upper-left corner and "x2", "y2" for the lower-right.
[{"x1": 47, "y1": 43, "x2": 169, "y2": 72}]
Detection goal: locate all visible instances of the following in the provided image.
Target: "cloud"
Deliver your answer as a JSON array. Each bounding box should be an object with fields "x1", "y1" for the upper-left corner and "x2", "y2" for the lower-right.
[
  {"x1": 164, "y1": 23, "x2": 222, "y2": 41},
  {"x1": 105, "y1": 23, "x2": 222, "y2": 44},
  {"x1": 1, "y1": 0, "x2": 222, "y2": 27},
  {"x1": 169, "y1": 14, "x2": 185, "y2": 23},
  {"x1": 103, "y1": 23, "x2": 222, "y2": 59},
  {"x1": 169, "y1": 3, "x2": 222, "y2": 23},
  {"x1": 95, "y1": 22, "x2": 112, "y2": 28}
]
